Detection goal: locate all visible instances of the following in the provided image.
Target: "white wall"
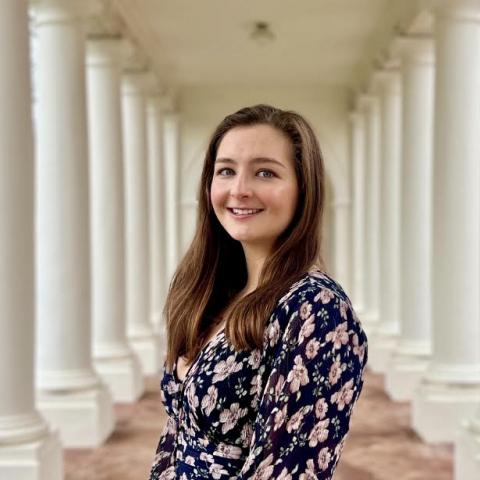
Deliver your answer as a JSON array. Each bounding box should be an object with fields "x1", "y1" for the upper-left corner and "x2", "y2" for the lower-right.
[{"x1": 177, "y1": 84, "x2": 351, "y2": 271}]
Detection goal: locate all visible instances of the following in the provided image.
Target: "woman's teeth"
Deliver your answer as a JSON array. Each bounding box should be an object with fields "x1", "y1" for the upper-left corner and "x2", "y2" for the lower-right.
[{"x1": 230, "y1": 208, "x2": 263, "y2": 215}]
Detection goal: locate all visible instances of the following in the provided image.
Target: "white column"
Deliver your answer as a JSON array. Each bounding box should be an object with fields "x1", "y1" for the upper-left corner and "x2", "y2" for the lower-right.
[
  {"x1": 368, "y1": 68, "x2": 402, "y2": 374},
  {"x1": 332, "y1": 198, "x2": 351, "y2": 293},
  {"x1": 121, "y1": 72, "x2": 161, "y2": 375},
  {"x1": 0, "y1": 1, "x2": 62, "y2": 478},
  {"x1": 449, "y1": 1, "x2": 480, "y2": 477},
  {"x1": 385, "y1": 37, "x2": 435, "y2": 401},
  {"x1": 349, "y1": 109, "x2": 367, "y2": 315},
  {"x1": 33, "y1": 0, "x2": 114, "y2": 447},
  {"x1": 86, "y1": 37, "x2": 144, "y2": 402},
  {"x1": 358, "y1": 92, "x2": 381, "y2": 336},
  {"x1": 146, "y1": 95, "x2": 167, "y2": 342},
  {"x1": 163, "y1": 112, "x2": 181, "y2": 283},
  {"x1": 412, "y1": 0, "x2": 480, "y2": 445}
]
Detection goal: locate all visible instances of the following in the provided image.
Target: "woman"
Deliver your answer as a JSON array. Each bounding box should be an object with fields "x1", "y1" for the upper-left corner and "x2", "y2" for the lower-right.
[{"x1": 149, "y1": 104, "x2": 368, "y2": 479}]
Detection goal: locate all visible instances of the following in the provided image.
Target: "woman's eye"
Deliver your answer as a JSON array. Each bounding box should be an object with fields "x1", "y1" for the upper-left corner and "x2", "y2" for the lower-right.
[
  {"x1": 216, "y1": 168, "x2": 234, "y2": 176},
  {"x1": 258, "y1": 170, "x2": 275, "y2": 178}
]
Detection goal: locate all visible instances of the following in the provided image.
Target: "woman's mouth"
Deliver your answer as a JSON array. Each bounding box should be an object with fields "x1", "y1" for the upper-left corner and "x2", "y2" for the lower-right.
[{"x1": 227, "y1": 207, "x2": 264, "y2": 218}]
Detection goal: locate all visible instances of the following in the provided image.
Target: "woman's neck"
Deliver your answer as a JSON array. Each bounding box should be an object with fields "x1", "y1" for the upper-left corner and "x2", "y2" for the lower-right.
[{"x1": 242, "y1": 244, "x2": 270, "y2": 292}]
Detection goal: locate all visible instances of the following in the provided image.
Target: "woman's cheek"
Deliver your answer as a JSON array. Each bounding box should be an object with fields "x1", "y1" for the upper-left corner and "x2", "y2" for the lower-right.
[{"x1": 209, "y1": 183, "x2": 226, "y2": 212}]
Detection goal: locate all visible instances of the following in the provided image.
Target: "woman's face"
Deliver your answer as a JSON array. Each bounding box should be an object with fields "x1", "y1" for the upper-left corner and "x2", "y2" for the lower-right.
[{"x1": 210, "y1": 124, "x2": 299, "y2": 255}]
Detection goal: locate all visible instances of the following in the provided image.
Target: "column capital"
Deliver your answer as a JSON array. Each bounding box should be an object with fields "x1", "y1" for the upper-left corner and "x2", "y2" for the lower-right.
[
  {"x1": 86, "y1": 36, "x2": 126, "y2": 68},
  {"x1": 31, "y1": 0, "x2": 98, "y2": 25},
  {"x1": 377, "y1": 69, "x2": 402, "y2": 96},
  {"x1": 121, "y1": 37, "x2": 149, "y2": 73},
  {"x1": 357, "y1": 93, "x2": 379, "y2": 112},
  {"x1": 435, "y1": 0, "x2": 480, "y2": 22},
  {"x1": 121, "y1": 70, "x2": 152, "y2": 96},
  {"x1": 368, "y1": 70, "x2": 386, "y2": 94},
  {"x1": 147, "y1": 94, "x2": 177, "y2": 113},
  {"x1": 393, "y1": 35, "x2": 435, "y2": 65}
]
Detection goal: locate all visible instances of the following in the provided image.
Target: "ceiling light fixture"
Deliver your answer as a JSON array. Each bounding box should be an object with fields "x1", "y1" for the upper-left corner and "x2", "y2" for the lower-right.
[{"x1": 250, "y1": 21, "x2": 275, "y2": 46}]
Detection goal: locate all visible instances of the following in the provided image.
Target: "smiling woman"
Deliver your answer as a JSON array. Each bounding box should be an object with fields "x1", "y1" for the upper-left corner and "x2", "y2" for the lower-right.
[
  {"x1": 211, "y1": 124, "x2": 298, "y2": 253},
  {"x1": 149, "y1": 104, "x2": 368, "y2": 480}
]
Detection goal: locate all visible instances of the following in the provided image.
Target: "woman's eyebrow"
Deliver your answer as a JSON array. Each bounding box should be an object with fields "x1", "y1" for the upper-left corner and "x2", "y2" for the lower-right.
[{"x1": 215, "y1": 157, "x2": 286, "y2": 169}]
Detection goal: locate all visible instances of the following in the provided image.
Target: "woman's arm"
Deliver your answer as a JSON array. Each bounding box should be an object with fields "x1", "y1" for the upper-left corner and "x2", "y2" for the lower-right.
[
  {"x1": 148, "y1": 415, "x2": 177, "y2": 480},
  {"x1": 237, "y1": 285, "x2": 368, "y2": 479}
]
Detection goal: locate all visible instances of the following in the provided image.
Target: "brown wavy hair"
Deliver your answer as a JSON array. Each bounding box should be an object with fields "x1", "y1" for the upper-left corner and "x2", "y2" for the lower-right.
[{"x1": 164, "y1": 104, "x2": 325, "y2": 370}]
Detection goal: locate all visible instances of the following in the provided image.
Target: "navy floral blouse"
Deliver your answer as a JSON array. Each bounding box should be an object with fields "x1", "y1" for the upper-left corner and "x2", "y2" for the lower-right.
[{"x1": 149, "y1": 269, "x2": 368, "y2": 479}]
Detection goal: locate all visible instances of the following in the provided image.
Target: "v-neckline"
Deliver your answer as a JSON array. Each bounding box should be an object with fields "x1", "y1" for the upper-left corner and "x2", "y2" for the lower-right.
[{"x1": 173, "y1": 326, "x2": 226, "y2": 386}]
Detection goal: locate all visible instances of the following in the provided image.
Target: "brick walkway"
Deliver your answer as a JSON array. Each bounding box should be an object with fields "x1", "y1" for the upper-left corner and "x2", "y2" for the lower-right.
[{"x1": 65, "y1": 370, "x2": 453, "y2": 480}]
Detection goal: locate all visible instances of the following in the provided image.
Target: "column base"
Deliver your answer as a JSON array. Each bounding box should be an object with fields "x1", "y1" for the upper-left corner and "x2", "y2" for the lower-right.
[
  {"x1": 37, "y1": 383, "x2": 114, "y2": 448},
  {"x1": 129, "y1": 333, "x2": 162, "y2": 375},
  {"x1": 94, "y1": 353, "x2": 145, "y2": 403},
  {"x1": 412, "y1": 380, "x2": 480, "y2": 443},
  {"x1": 385, "y1": 352, "x2": 429, "y2": 401},
  {"x1": 455, "y1": 419, "x2": 480, "y2": 480},
  {"x1": 366, "y1": 332, "x2": 398, "y2": 374},
  {"x1": 0, "y1": 429, "x2": 62, "y2": 480}
]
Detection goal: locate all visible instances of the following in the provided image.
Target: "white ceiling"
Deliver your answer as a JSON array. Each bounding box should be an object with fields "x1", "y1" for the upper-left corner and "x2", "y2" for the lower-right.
[{"x1": 115, "y1": 0, "x2": 419, "y2": 89}]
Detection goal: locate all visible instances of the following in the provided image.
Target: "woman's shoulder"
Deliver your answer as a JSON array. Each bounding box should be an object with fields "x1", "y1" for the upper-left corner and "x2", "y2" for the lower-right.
[{"x1": 277, "y1": 267, "x2": 351, "y2": 309}]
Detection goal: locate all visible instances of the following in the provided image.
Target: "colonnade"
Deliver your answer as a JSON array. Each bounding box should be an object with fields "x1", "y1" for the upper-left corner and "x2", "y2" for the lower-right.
[
  {"x1": 2, "y1": 0, "x2": 480, "y2": 478},
  {"x1": 348, "y1": 1, "x2": 480, "y2": 478},
  {"x1": 0, "y1": 0, "x2": 180, "y2": 477}
]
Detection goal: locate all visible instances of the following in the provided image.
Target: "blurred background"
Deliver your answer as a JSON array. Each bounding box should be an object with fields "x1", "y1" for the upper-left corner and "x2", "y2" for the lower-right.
[{"x1": 1, "y1": 0, "x2": 479, "y2": 479}]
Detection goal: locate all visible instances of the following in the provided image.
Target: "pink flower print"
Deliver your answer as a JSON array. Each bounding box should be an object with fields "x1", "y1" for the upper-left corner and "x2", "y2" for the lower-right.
[
  {"x1": 286, "y1": 408, "x2": 306, "y2": 433},
  {"x1": 339, "y1": 300, "x2": 348, "y2": 320},
  {"x1": 209, "y1": 462, "x2": 229, "y2": 479},
  {"x1": 299, "y1": 301, "x2": 313, "y2": 320},
  {"x1": 300, "y1": 459, "x2": 318, "y2": 480},
  {"x1": 331, "y1": 378, "x2": 355, "y2": 411},
  {"x1": 274, "y1": 374, "x2": 285, "y2": 399},
  {"x1": 315, "y1": 397, "x2": 329, "y2": 419},
  {"x1": 240, "y1": 422, "x2": 253, "y2": 448},
  {"x1": 328, "y1": 358, "x2": 343, "y2": 385},
  {"x1": 298, "y1": 314, "x2": 316, "y2": 344},
  {"x1": 310, "y1": 270, "x2": 327, "y2": 281},
  {"x1": 352, "y1": 333, "x2": 365, "y2": 363},
  {"x1": 212, "y1": 355, "x2": 243, "y2": 383},
  {"x1": 186, "y1": 383, "x2": 199, "y2": 409},
  {"x1": 314, "y1": 288, "x2": 334, "y2": 304},
  {"x1": 252, "y1": 453, "x2": 274, "y2": 480},
  {"x1": 317, "y1": 447, "x2": 332, "y2": 471},
  {"x1": 325, "y1": 322, "x2": 349, "y2": 349},
  {"x1": 305, "y1": 338, "x2": 320, "y2": 359},
  {"x1": 267, "y1": 320, "x2": 281, "y2": 347},
  {"x1": 166, "y1": 379, "x2": 179, "y2": 395},
  {"x1": 273, "y1": 405, "x2": 287, "y2": 431},
  {"x1": 219, "y1": 403, "x2": 248, "y2": 434},
  {"x1": 250, "y1": 373, "x2": 262, "y2": 396},
  {"x1": 308, "y1": 418, "x2": 330, "y2": 447},
  {"x1": 277, "y1": 467, "x2": 293, "y2": 480},
  {"x1": 201, "y1": 385, "x2": 218, "y2": 416},
  {"x1": 185, "y1": 455, "x2": 195, "y2": 466},
  {"x1": 248, "y1": 348, "x2": 262, "y2": 369},
  {"x1": 214, "y1": 442, "x2": 243, "y2": 459},
  {"x1": 286, "y1": 355, "x2": 309, "y2": 393},
  {"x1": 158, "y1": 467, "x2": 175, "y2": 480},
  {"x1": 200, "y1": 452, "x2": 214, "y2": 463}
]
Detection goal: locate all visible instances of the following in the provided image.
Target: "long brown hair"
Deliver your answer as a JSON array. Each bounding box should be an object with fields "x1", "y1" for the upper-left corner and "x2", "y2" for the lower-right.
[{"x1": 164, "y1": 104, "x2": 325, "y2": 369}]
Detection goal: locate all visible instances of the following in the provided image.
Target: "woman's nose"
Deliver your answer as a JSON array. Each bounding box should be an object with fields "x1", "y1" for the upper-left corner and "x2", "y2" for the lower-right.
[{"x1": 230, "y1": 174, "x2": 252, "y2": 197}]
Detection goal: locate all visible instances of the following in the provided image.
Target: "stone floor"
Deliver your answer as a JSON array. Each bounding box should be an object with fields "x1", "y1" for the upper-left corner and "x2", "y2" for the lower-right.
[{"x1": 65, "y1": 369, "x2": 453, "y2": 480}]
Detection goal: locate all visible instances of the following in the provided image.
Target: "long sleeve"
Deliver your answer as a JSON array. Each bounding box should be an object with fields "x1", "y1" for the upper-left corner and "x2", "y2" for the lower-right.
[
  {"x1": 149, "y1": 409, "x2": 177, "y2": 479},
  {"x1": 237, "y1": 284, "x2": 368, "y2": 480}
]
